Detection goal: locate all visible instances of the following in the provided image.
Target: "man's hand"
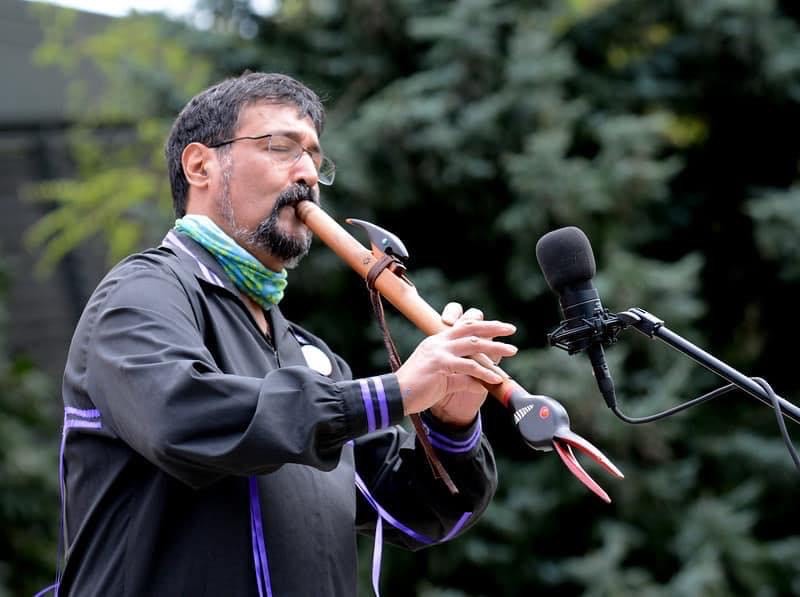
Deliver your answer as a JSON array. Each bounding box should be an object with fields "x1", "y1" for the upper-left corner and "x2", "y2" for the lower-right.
[{"x1": 395, "y1": 302, "x2": 517, "y2": 427}]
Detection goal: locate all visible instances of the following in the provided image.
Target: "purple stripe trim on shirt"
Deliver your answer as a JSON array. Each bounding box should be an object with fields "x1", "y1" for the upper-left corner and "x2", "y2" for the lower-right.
[
  {"x1": 355, "y1": 473, "x2": 473, "y2": 544},
  {"x1": 164, "y1": 231, "x2": 226, "y2": 288},
  {"x1": 250, "y1": 514, "x2": 265, "y2": 597},
  {"x1": 355, "y1": 473, "x2": 473, "y2": 596},
  {"x1": 57, "y1": 410, "x2": 103, "y2": 595},
  {"x1": 440, "y1": 511, "x2": 472, "y2": 542},
  {"x1": 198, "y1": 261, "x2": 225, "y2": 287},
  {"x1": 355, "y1": 473, "x2": 433, "y2": 544},
  {"x1": 64, "y1": 419, "x2": 102, "y2": 431},
  {"x1": 164, "y1": 230, "x2": 192, "y2": 257},
  {"x1": 424, "y1": 418, "x2": 483, "y2": 454},
  {"x1": 371, "y1": 516, "x2": 384, "y2": 597},
  {"x1": 64, "y1": 406, "x2": 100, "y2": 419},
  {"x1": 57, "y1": 425, "x2": 67, "y2": 597},
  {"x1": 359, "y1": 379, "x2": 376, "y2": 433},
  {"x1": 33, "y1": 582, "x2": 57, "y2": 597},
  {"x1": 371, "y1": 377, "x2": 390, "y2": 429},
  {"x1": 249, "y1": 477, "x2": 273, "y2": 597}
]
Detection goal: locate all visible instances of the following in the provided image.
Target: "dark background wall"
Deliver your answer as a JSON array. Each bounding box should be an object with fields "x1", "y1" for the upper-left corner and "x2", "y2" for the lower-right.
[{"x1": 1, "y1": 0, "x2": 109, "y2": 377}]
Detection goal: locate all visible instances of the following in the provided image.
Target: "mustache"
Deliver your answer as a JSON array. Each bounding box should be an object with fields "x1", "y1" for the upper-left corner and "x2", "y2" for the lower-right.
[
  {"x1": 246, "y1": 183, "x2": 315, "y2": 268},
  {"x1": 274, "y1": 183, "x2": 318, "y2": 211}
]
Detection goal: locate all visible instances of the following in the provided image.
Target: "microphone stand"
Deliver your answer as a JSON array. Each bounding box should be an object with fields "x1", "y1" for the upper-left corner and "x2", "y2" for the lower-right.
[
  {"x1": 547, "y1": 302, "x2": 800, "y2": 472},
  {"x1": 615, "y1": 307, "x2": 800, "y2": 424}
]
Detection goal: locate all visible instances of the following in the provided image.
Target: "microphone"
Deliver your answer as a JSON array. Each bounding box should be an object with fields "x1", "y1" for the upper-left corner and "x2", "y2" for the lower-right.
[{"x1": 535, "y1": 227, "x2": 618, "y2": 409}]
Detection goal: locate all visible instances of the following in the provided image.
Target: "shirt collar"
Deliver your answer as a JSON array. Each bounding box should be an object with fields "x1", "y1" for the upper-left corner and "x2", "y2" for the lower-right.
[
  {"x1": 161, "y1": 229, "x2": 235, "y2": 292},
  {"x1": 160, "y1": 229, "x2": 295, "y2": 348}
]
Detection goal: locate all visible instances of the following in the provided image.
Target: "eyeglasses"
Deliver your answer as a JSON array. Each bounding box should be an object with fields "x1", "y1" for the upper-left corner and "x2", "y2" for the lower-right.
[{"x1": 207, "y1": 133, "x2": 336, "y2": 185}]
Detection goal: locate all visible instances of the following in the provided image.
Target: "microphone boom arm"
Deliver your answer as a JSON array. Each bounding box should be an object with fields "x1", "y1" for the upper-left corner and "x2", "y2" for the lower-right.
[{"x1": 618, "y1": 308, "x2": 800, "y2": 425}]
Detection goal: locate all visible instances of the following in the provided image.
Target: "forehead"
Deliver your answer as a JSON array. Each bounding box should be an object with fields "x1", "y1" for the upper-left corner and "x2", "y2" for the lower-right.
[{"x1": 235, "y1": 101, "x2": 319, "y2": 143}]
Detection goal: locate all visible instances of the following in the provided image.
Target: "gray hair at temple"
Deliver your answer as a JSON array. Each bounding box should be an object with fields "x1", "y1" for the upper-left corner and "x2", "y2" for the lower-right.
[{"x1": 165, "y1": 72, "x2": 326, "y2": 217}]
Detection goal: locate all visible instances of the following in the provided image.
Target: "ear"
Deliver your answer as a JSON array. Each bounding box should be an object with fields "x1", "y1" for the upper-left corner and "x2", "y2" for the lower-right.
[{"x1": 181, "y1": 142, "x2": 216, "y2": 191}]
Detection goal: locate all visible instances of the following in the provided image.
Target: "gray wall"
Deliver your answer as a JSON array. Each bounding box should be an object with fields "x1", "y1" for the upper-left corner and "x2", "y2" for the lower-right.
[{"x1": 1, "y1": 0, "x2": 112, "y2": 377}]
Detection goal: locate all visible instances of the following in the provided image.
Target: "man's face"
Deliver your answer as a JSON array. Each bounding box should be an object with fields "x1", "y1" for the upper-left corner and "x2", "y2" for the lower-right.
[{"x1": 213, "y1": 102, "x2": 321, "y2": 270}]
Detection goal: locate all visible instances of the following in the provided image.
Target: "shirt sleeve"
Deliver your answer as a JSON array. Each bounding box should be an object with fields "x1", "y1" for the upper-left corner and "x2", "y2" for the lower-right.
[
  {"x1": 353, "y1": 381, "x2": 498, "y2": 549},
  {"x1": 79, "y1": 259, "x2": 405, "y2": 489}
]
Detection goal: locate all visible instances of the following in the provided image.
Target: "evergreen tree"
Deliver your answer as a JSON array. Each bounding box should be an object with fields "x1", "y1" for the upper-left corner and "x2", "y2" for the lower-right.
[
  {"x1": 0, "y1": 260, "x2": 59, "y2": 596},
  {"x1": 23, "y1": 0, "x2": 800, "y2": 594}
]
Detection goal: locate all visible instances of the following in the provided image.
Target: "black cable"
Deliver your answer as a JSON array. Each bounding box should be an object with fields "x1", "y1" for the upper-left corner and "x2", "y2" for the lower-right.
[
  {"x1": 611, "y1": 378, "x2": 800, "y2": 473},
  {"x1": 752, "y1": 377, "x2": 800, "y2": 474},
  {"x1": 610, "y1": 383, "x2": 738, "y2": 424}
]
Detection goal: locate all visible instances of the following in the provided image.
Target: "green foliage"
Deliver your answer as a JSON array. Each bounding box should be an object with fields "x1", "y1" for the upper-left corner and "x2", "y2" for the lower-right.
[
  {"x1": 0, "y1": 264, "x2": 59, "y2": 595},
  {"x1": 24, "y1": 0, "x2": 800, "y2": 595},
  {"x1": 26, "y1": 7, "x2": 217, "y2": 271},
  {"x1": 748, "y1": 185, "x2": 800, "y2": 281}
]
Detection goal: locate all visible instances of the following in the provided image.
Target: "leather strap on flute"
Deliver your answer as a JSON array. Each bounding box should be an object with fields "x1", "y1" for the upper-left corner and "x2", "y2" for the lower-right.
[{"x1": 365, "y1": 254, "x2": 459, "y2": 495}]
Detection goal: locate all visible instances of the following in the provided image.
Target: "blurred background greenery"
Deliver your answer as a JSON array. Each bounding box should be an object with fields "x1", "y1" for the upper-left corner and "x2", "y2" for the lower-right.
[{"x1": 3, "y1": 0, "x2": 800, "y2": 595}]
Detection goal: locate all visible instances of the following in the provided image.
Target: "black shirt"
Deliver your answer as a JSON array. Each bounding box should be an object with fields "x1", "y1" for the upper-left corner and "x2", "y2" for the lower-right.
[{"x1": 59, "y1": 230, "x2": 497, "y2": 596}]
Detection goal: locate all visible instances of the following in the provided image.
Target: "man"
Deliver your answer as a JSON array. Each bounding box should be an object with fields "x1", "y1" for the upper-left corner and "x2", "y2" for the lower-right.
[{"x1": 58, "y1": 72, "x2": 517, "y2": 596}]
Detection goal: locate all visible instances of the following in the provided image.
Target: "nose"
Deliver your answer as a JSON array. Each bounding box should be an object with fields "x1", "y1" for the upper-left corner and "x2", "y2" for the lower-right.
[{"x1": 290, "y1": 150, "x2": 319, "y2": 187}]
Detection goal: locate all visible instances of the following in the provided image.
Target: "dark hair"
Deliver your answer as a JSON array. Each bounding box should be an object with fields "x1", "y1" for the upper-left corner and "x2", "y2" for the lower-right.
[{"x1": 165, "y1": 72, "x2": 325, "y2": 217}]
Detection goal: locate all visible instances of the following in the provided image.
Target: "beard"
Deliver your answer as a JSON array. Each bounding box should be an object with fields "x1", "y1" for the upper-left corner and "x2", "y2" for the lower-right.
[
  {"x1": 243, "y1": 183, "x2": 317, "y2": 269},
  {"x1": 217, "y1": 168, "x2": 318, "y2": 269}
]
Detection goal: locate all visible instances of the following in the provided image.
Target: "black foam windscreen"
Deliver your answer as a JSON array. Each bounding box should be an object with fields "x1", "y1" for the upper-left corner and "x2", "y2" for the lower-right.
[{"x1": 535, "y1": 226, "x2": 597, "y2": 293}]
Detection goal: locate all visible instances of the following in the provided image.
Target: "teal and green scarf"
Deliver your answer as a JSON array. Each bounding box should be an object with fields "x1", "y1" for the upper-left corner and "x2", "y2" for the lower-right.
[{"x1": 175, "y1": 215, "x2": 287, "y2": 310}]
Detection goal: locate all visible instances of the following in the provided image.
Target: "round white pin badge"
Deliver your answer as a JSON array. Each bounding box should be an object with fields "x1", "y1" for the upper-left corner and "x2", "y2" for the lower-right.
[{"x1": 301, "y1": 344, "x2": 333, "y2": 376}]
